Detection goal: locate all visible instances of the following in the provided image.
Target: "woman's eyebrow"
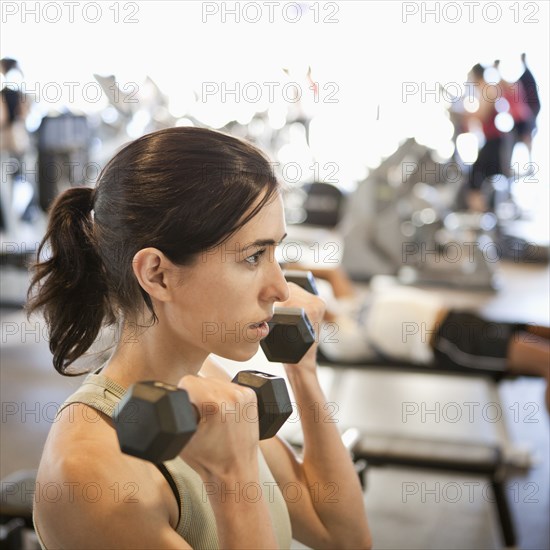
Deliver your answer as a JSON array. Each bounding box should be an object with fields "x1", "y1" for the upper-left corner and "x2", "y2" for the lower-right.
[{"x1": 239, "y1": 233, "x2": 287, "y2": 252}]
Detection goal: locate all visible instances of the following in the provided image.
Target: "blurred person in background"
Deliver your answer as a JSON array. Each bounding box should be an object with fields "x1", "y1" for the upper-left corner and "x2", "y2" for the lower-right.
[
  {"x1": 291, "y1": 266, "x2": 550, "y2": 412},
  {"x1": 465, "y1": 62, "x2": 533, "y2": 212},
  {"x1": 0, "y1": 57, "x2": 31, "y2": 231},
  {"x1": 516, "y1": 53, "x2": 541, "y2": 156},
  {"x1": 0, "y1": 58, "x2": 30, "y2": 164}
]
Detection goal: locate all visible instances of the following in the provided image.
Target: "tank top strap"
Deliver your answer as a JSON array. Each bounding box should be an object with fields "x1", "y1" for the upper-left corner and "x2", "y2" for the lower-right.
[{"x1": 55, "y1": 370, "x2": 127, "y2": 420}]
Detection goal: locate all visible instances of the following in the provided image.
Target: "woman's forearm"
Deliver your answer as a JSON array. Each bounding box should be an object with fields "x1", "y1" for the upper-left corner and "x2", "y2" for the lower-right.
[
  {"x1": 205, "y1": 466, "x2": 280, "y2": 549},
  {"x1": 286, "y1": 365, "x2": 371, "y2": 548}
]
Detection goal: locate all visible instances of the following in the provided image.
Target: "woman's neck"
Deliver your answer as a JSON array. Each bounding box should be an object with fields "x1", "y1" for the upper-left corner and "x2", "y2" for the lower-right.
[{"x1": 100, "y1": 319, "x2": 207, "y2": 388}]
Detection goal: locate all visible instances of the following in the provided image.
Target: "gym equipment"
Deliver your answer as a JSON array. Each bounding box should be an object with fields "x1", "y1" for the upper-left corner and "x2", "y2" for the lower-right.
[
  {"x1": 260, "y1": 307, "x2": 316, "y2": 364},
  {"x1": 232, "y1": 371, "x2": 292, "y2": 439},
  {"x1": 37, "y1": 113, "x2": 91, "y2": 212},
  {"x1": 287, "y1": 424, "x2": 518, "y2": 548},
  {"x1": 301, "y1": 182, "x2": 346, "y2": 227},
  {"x1": 114, "y1": 370, "x2": 292, "y2": 463},
  {"x1": 340, "y1": 138, "x2": 499, "y2": 290},
  {"x1": 114, "y1": 381, "x2": 197, "y2": 463},
  {"x1": 260, "y1": 270, "x2": 318, "y2": 364},
  {"x1": 0, "y1": 470, "x2": 36, "y2": 550}
]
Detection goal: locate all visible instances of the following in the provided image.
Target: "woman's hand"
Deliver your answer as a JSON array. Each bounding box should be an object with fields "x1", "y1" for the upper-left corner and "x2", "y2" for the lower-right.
[
  {"x1": 176, "y1": 376, "x2": 260, "y2": 481},
  {"x1": 275, "y1": 282, "x2": 326, "y2": 373},
  {"x1": 177, "y1": 375, "x2": 281, "y2": 549}
]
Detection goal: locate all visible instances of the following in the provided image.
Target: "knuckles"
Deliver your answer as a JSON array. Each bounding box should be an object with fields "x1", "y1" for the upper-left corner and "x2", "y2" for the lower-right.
[
  {"x1": 237, "y1": 386, "x2": 258, "y2": 404},
  {"x1": 283, "y1": 286, "x2": 326, "y2": 322}
]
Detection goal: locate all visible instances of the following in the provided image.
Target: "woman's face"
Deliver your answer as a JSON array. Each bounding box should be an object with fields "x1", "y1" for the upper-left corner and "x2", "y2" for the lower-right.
[{"x1": 166, "y1": 190, "x2": 290, "y2": 362}]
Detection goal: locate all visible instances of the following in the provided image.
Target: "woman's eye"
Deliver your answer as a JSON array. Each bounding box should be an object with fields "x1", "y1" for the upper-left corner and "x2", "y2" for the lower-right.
[{"x1": 245, "y1": 249, "x2": 266, "y2": 266}]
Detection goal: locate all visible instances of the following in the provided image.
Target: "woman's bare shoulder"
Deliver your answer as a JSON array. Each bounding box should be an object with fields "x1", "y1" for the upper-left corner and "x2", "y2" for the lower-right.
[{"x1": 35, "y1": 403, "x2": 185, "y2": 548}]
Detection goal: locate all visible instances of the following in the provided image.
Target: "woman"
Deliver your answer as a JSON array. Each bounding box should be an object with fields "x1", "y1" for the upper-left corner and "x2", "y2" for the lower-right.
[{"x1": 28, "y1": 128, "x2": 372, "y2": 549}]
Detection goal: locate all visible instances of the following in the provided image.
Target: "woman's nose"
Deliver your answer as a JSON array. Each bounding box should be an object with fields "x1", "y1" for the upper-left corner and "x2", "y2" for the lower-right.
[{"x1": 266, "y1": 264, "x2": 290, "y2": 303}]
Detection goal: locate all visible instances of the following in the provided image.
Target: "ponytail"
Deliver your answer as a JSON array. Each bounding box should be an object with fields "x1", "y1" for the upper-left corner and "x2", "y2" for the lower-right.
[{"x1": 26, "y1": 186, "x2": 114, "y2": 375}]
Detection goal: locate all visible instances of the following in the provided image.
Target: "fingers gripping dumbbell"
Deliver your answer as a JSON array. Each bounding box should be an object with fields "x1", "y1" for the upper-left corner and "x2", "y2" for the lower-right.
[
  {"x1": 114, "y1": 371, "x2": 292, "y2": 463},
  {"x1": 260, "y1": 270, "x2": 319, "y2": 364}
]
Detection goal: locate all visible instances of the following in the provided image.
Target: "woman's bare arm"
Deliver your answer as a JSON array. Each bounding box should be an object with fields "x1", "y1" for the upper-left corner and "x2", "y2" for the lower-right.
[
  {"x1": 34, "y1": 405, "x2": 190, "y2": 549},
  {"x1": 204, "y1": 347, "x2": 372, "y2": 549}
]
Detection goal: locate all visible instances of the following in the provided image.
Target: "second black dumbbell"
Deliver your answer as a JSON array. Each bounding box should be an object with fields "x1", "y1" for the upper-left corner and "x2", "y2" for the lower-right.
[{"x1": 114, "y1": 370, "x2": 292, "y2": 464}]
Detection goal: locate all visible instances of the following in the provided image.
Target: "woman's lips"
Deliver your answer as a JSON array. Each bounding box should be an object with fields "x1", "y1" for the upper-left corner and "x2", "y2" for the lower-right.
[
  {"x1": 247, "y1": 321, "x2": 270, "y2": 338},
  {"x1": 249, "y1": 315, "x2": 273, "y2": 328}
]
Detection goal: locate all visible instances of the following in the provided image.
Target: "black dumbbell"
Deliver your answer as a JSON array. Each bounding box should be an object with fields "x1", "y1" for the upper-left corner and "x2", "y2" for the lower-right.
[
  {"x1": 114, "y1": 370, "x2": 292, "y2": 463},
  {"x1": 283, "y1": 270, "x2": 319, "y2": 295},
  {"x1": 260, "y1": 270, "x2": 319, "y2": 364}
]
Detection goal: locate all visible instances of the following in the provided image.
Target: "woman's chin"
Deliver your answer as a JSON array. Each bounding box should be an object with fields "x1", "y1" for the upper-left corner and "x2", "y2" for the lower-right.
[{"x1": 218, "y1": 342, "x2": 262, "y2": 363}]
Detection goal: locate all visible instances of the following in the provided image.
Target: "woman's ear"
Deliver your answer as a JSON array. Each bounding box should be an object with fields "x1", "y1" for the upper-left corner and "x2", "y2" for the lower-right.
[{"x1": 132, "y1": 248, "x2": 178, "y2": 302}]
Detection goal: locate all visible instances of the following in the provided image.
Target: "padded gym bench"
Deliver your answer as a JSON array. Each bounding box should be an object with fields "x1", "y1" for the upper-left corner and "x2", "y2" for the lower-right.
[
  {"x1": 287, "y1": 426, "x2": 517, "y2": 548},
  {"x1": 316, "y1": 348, "x2": 536, "y2": 471},
  {"x1": 305, "y1": 351, "x2": 536, "y2": 549},
  {"x1": 352, "y1": 433, "x2": 516, "y2": 548},
  {"x1": 317, "y1": 348, "x2": 513, "y2": 381}
]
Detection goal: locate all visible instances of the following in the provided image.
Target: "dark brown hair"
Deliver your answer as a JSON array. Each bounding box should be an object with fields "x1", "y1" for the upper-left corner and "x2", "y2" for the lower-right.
[{"x1": 27, "y1": 127, "x2": 279, "y2": 375}]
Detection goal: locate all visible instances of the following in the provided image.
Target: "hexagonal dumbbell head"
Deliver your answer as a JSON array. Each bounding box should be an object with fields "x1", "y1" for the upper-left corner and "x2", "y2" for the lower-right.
[
  {"x1": 232, "y1": 370, "x2": 292, "y2": 439},
  {"x1": 260, "y1": 307, "x2": 316, "y2": 364},
  {"x1": 114, "y1": 381, "x2": 197, "y2": 464}
]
